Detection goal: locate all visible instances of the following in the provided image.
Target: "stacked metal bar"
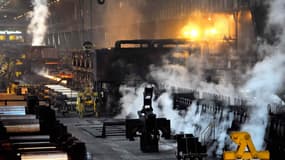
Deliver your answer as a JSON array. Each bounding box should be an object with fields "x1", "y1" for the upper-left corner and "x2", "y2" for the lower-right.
[
  {"x1": 41, "y1": 85, "x2": 78, "y2": 113},
  {"x1": 0, "y1": 94, "x2": 86, "y2": 160}
]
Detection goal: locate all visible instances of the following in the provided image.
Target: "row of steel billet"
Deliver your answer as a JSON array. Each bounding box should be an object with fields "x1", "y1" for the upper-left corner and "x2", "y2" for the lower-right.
[
  {"x1": 37, "y1": 84, "x2": 78, "y2": 114},
  {"x1": 0, "y1": 96, "x2": 86, "y2": 160}
]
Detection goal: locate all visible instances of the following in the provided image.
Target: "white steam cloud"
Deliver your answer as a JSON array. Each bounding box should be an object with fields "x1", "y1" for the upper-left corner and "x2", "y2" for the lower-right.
[
  {"x1": 241, "y1": 54, "x2": 285, "y2": 150},
  {"x1": 116, "y1": 85, "x2": 145, "y2": 119},
  {"x1": 117, "y1": 58, "x2": 236, "y2": 156},
  {"x1": 27, "y1": 0, "x2": 49, "y2": 46},
  {"x1": 117, "y1": 0, "x2": 285, "y2": 155},
  {"x1": 149, "y1": 64, "x2": 236, "y2": 101},
  {"x1": 240, "y1": 0, "x2": 285, "y2": 150}
]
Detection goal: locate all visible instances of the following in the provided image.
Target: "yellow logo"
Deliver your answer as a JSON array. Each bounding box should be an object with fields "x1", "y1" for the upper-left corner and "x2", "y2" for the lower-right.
[{"x1": 223, "y1": 132, "x2": 269, "y2": 160}]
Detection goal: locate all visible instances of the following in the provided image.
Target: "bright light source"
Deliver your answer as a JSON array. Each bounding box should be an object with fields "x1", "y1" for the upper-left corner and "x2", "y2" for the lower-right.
[
  {"x1": 182, "y1": 26, "x2": 200, "y2": 40},
  {"x1": 179, "y1": 13, "x2": 237, "y2": 41},
  {"x1": 209, "y1": 28, "x2": 217, "y2": 34},
  {"x1": 190, "y1": 29, "x2": 199, "y2": 38}
]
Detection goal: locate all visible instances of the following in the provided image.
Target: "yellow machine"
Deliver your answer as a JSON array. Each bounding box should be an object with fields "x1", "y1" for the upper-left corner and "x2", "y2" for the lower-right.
[
  {"x1": 223, "y1": 132, "x2": 270, "y2": 160},
  {"x1": 6, "y1": 82, "x2": 28, "y2": 95},
  {"x1": 6, "y1": 82, "x2": 18, "y2": 94},
  {"x1": 76, "y1": 86, "x2": 98, "y2": 117}
]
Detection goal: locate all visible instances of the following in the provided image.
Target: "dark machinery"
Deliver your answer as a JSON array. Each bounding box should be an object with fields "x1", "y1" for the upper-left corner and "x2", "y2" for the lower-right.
[
  {"x1": 97, "y1": 0, "x2": 105, "y2": 4},
  {"x1": 0, "y1": 95, "x2": 86, "y2": 160},
  {"x1": 265, "y1": 111, "x2": 285, "y2": 160},
  {"x1": 125, "y1": 86, "x2": 171, "y2": 152},
  {"x1": 72, "y1": 39, "x2": 202, "y2": 115},
  {"x1": 173, "y1": 92, "x2": 199, "y2": 110},
  {"x1": 176, "y1": 134, "x2": 207, "y2": 160}
]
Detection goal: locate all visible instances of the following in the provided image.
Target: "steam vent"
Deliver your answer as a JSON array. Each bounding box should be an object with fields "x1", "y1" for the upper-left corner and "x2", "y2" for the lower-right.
[{"x1": 1, "y1": 0, "x2": 285, "y2": 160}]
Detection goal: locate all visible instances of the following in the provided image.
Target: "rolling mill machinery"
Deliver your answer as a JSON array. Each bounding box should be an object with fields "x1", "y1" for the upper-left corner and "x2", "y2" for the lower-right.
[
  {"x1": 0, "y1": 92, "x2": 87, "y2": 160},
  {"x1": 72, "y1": 39, "x2": 204, "y2": 117},
  {"x1": 125, "y1": 85, "x2": 171, "y2": 152},
  {"x1": 265, "y1": 109, "x2": 285, "y2": 160},
  {"x1": 171, "y1": 89, "x2": 285, "y2": 159},
  {"x1": 41, "y1": 85, "x2": 78, "y2": 115},
  {"x1": 98, "y1": 86, "x2": 211, "y2": 159},
  {"x1": 176, "y1": 134, "x2": 207, "y2": 160}
]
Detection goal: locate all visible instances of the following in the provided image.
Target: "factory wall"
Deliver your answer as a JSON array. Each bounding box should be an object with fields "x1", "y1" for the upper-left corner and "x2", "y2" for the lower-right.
[{"x1": 45, "y1": 0, "x2": 265, "y2": 49}]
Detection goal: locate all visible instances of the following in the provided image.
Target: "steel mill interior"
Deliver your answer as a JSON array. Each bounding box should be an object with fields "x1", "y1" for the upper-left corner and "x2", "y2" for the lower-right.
[{"x1": 0, "y1": 0, "x2": 284, "y2": 160}]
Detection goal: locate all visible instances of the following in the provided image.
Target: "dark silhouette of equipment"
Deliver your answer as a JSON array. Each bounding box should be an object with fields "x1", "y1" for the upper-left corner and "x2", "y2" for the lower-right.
[
  {"x1": 0, "y1": 95, "x2": 86, "y2": 160},
  {"x1": 173, "y1": 92, "x2": 198, "y2": 110},
  {"x1": 97, "y1": 0, "x2": 105, "y2": 5},
  {"x1": 264, "y1": 111, "x2": 284, "y2": 160},
  {"x1": 125, "y1": 86, "x2": 171, "y2": 152},
  {"x1": 176, "y1": 134, "x2": 207, "y2": 160}
]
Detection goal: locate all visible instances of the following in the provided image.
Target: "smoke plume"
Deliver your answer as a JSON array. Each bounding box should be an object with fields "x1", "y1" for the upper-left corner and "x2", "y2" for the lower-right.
[
  {"x1": 27, "y1": 0, "x2": 49, "y2": 46},
  {"x1": 116, "y1": 85, "x2": 145, "y2": 119},
  {"x1": 116, "y1": 0, "x2": 285, "y2": 155},
  {"x1": 240, "y1": 0, "x2": 285, "y2": 150},
  {"x1": 117, "y1": 53, "x2": 236, "y2": 156}
]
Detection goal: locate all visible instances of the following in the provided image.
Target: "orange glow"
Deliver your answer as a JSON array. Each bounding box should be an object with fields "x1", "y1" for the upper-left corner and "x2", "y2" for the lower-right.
[
  {"x1": 43, "y1": 74, "x2": 62, "y2": 81},
  {"x1": 39, "y1": 71, "x2": 67, "y2": 84},
  {"x1": 180, "y1": 13, "x2": 236, "y2": 41},
  {"x1": 241, "y1": 11, "x2": 252, "y2": 22},
  {"x1": 45, "y1": 61, "x2": 59, "y2": 65},
  {"x1": 172, "y1": 51, "x2": 190, "y2": 59},
  {"x1": 245, "y1": 10, "x2": 252, "y2": 21},
  {"x1": 58, "y1": 72, "x2": 73, "y2": 79},
  {"x1": 183, "y1": 27, "x2": 200, "y2": 40}
]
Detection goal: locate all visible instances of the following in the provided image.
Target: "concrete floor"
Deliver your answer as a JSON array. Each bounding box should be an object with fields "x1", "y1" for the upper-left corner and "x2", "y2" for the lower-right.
[{"x1": 58, "y1": 116, "x2": 178, "y2": 160}]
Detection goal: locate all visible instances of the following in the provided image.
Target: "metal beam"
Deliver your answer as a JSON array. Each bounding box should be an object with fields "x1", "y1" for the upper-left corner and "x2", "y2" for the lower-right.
[
  {"x1": 0, "y1": 21, "x2": 28, "y2": 28},
  {"x1": 0, "y1": 8, "x2": 28, "y2": 13}
]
